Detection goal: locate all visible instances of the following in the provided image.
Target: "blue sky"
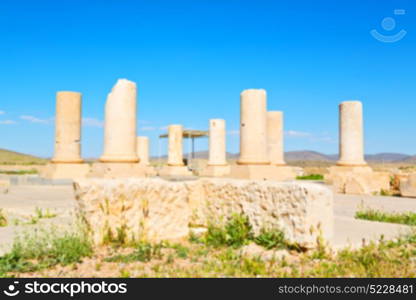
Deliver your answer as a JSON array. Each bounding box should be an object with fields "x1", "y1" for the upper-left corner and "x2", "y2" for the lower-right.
[{"x1": 0, "y1": 0, "x2": 414, "y2": 158}]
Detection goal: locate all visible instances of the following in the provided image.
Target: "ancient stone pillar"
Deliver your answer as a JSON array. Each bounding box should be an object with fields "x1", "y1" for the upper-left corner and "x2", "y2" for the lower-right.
[
  {"x1": 137, "y1": 136, "x2": 150, "y2": 166},
  {"x1": 267, "y1": 111, "x2": 285, "y2": 165},
  {"x1": 237, "y1": 89, "x2": 270, "y2": 165},
  {"x1": 167, "y1": 125, "x2": 184, "y2": 166},
  {"x1": 100, "y1": 79, "x2": 139, "y2": 163},
  {"x1": 208, "y1": 119, "x2": 227, "y2": 166},
  {"x1": 337, "y1": 101, "x2": 367, "y2": 166},
  {"x1": 52, "y1": 91, "x2": 83, "y2": 163}
]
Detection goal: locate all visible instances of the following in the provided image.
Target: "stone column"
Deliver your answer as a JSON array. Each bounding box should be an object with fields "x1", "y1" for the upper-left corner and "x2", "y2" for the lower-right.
[
  {"x1": 167, "y1": 125, "x2": 184, "y2": 166},
  {"x1": 52, "y1": 91, "x2": 83, "y2": 163},
  {"x1": 337, "y1": 101, "x2": 367, "y2": 166},
  {"x1": 267, "y1": 111, "x2": 285, "y2": 165},
  {"x1": 100, "y1": 79, "x2": 139, "y2": 163},
  {"x1": 237, "y1": 89, "x2": 269, "y2": 165},
  {"x1": 137, "y1": 136, "x2": 150, "y2": 166},
  {"x1": 208, "y1": 119, "x2": 227, "y2": 166}
]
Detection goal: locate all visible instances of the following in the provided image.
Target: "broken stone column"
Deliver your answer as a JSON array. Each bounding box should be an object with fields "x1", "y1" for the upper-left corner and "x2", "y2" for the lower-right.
[
  {"x1": 159, "y1": 125, "x2": 192, "y2": 177},
  {"x1": 201, "y1": 119, "x2": 230, "y2": 177},
  {"x1": 137, "y1": 136, "x2": 156, "y2": 176},
  {"x1": 325, "y1": 100, "x2": 389, "y2": 195},
  {"x1": 230, "y1": 90, "x2": 294, "y2": 181},
  {"x1": 41, "y1": 91, "x2": 90, "y2": 179},
  {"x1": 337, "y1": 101, "x2": 367, "y2": 166},
  {"x1": 100, "y1": 79, "x2": 139, "y2": 163},
  {"x1": 89, "y1": 79, "x2": 145, "y2": 178},
  {"x1": 237, "y1": 89, "x2": 269, "y2": 165},
  {"x1": 267, "y1": 111, "x2": 285, "y2": 165}
]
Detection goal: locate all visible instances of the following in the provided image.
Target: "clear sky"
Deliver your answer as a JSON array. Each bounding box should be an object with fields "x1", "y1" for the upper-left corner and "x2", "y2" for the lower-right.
[{"x1": 0, "y1": 0, "x2": 414, "y2": 158}]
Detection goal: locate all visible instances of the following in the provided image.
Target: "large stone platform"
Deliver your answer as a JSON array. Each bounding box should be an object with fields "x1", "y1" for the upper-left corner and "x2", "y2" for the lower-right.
[{"x1": 73, "y1": 178, "x2": 333, "y2": 249}]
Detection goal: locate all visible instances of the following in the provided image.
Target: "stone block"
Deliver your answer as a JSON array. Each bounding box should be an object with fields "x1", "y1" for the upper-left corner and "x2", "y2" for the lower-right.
[
  {"x1": 73, "y1": 178, "x2": 333, "y2": 249},
  {"x1": 199, "y1": 165, "x2": 230, "y2": 177},
  {"x1": 88, "y1": 163, "x2": 146, "y2": 179},
  {"x1": 400, "y1": 174, "x2": 416, "y2": 198},
  {"x1": 325, "y1": 166, "x2": 390, "y2": 195},
  {"x1": 158, "y1": 165, "x2": 193, "y2": 177},
  {"x1": 229, "y1": 164, "x2": 296, "y2": 181}
]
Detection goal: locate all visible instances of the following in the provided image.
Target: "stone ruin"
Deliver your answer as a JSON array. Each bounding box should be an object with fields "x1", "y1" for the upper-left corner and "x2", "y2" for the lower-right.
[
  {"x1": 324, "y1": 101, "x2": 390, "y2": 195},
  {"x1": 38, "y1": 77, "x2": 409, "y2": 248}
]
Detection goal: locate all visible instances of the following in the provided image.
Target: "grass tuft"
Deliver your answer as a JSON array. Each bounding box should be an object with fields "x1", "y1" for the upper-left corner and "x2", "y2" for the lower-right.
[
  {"x1": 204, "y1": 214, "x2": 253, "y2": 248},
  {"x1": 296, "y1": 174, "x2": 324, "y2": 180},
  {"x1": 105, "y1": 241, "x2": 164, "y2": 263},
  {"x1": 355, "y1": 208, "x2": 416, "y2": 226},
  {"x1": 254, "y1": 228, "x2": 287, "y2": 250}
]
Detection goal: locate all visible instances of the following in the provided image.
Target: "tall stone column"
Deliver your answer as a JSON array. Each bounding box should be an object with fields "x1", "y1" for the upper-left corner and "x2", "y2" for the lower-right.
[
  {"x1": 237, "y1": 89, "x2": 270, "y2": 165},
  {"x1": 137, "y1": 136, "x2": 150, "y2": 166},
  {"x1": 267, "y1": 111, "x2": 285, "y2": 165},
  {"x1": 100, "y1": 79, "x2": 139, "y2": 163},
  {"x1": 41, "y1": 91, "x2": 90, "y2": 179},
  {"x1": 52, "y1": 91, "x2": 83, "y2": 163},
  {"x1": 324, "y1": 100, "x2": 389, "y2": 195},
  {"x1": 337, "y1": 101, "x2": 367, "y2": 166},
  {"x1": 167, "y1": 125, "x2": 184, "y2": 166},
  {"x1": 208, "y1": 119, "x2": 227, "y2": 166}
]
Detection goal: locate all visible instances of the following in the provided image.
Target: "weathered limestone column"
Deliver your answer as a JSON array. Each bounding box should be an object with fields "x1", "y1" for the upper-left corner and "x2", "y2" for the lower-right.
[
  {"x1": 137, "y1": 136, "x2": 150, "y2": 166},
  {"x1": 52, "y1": 91, "x2": 83, "y2": 163},
  {"x1": 100, "y1": 79, "x2": 139, "y2": 163},
  {"x1": 41, "y1": 91, "x2": 90, "y2": 179},
  {"x1": 230, "y1": 89, "x2": 294, "y2": 180},
  {"x1": 167, "y1": 125, "x2": 184, "y2": 166},
  {"x1": 201, "y1": 119, "x2": 230, "y2": 177},
  {"x1": 159, "y1": 124, "x2": 192, "y2": 176},
  {"x1": 267, "y1": 111, "x2": 285, "y2": 165},
  {"x1": 208, "y1": 119, "x2": 227, "y2": 166},
  {"x1": 325, "y1": 100, "x2": 389, "y2": 195},
  {"x1": 337, "y1": 101, "x2": 366, "y2": 166},
  {"x1": 237, "y1": 89, "x2": 269, "y2": 165}
]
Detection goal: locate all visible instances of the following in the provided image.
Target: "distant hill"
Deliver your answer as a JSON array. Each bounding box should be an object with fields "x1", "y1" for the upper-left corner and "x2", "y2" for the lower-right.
[
  {"x1": 152, "y1": 150, "x2": 414, "y2": 164},
  {"x1": 285, "y1": 151, "x2": 334, "y2": 162},
  {"x1": 0, "y1": 149, "x2": 47, "y2": 165},
  {"x1": 365, "y1": 153, "x2": 412, "y2": 162},
  {"x1": 400, "y1": 155, "x2": 416, "y2": 163}
]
